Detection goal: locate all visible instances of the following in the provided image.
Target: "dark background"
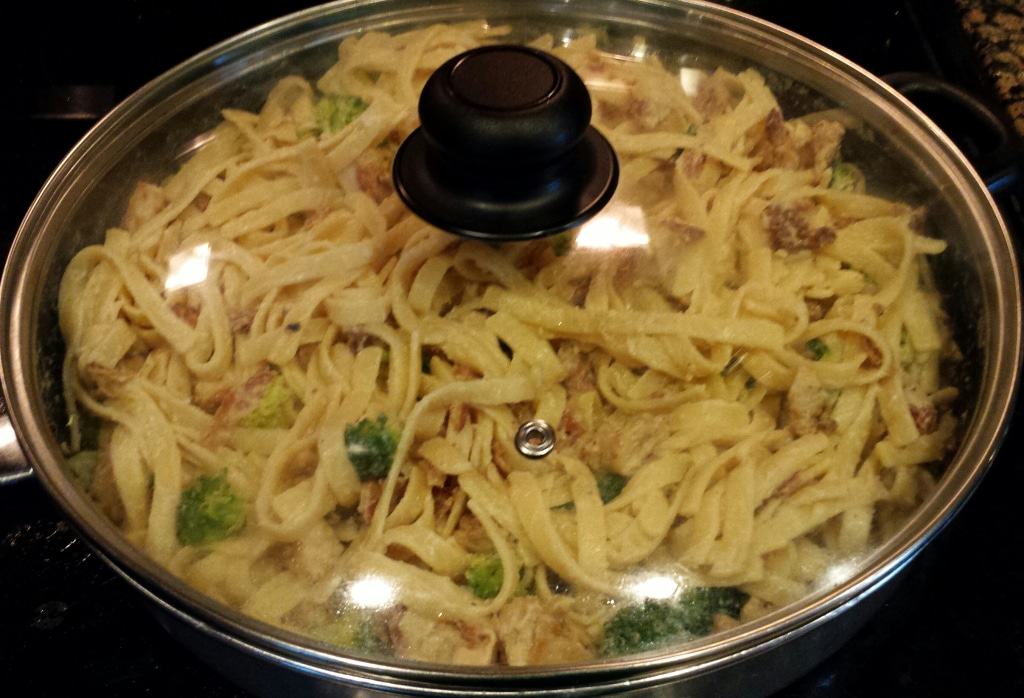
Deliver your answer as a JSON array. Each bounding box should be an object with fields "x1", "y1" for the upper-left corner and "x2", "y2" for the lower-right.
[{"x1": 2, "y1": 1, "x2": 1022, "y2": 696}]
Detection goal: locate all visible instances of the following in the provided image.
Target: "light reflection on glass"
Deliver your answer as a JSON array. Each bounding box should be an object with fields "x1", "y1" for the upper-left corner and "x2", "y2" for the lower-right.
[
  {"x1": 175, "y1": 131, "x2": 218, "y2": 163},
  {"x1": 575, "y1": 205, "x2": 650, "y2": 250},
  {"x1": 164, "y1": 243, "x2": 212, "y2": 291},
  {"x1": 630, "y1": 40, "x2": 648, "y2": 61},
  {"x1": 679, "y1": 67, "x2": 703, "y2": 97},
  {"x1": 818, "y1": 558, "x2": 860, "y2": 590},
  {"x1": 347, "y1": 575, "x2": 397, "y2": 610},
  {"x1": 584, "y1": 78, "x2": 630, "y2": 95},
  {"x1": 0, "y1": 419, "x2": 18, "y2": 452},
  {"x1": 627, "y1": 573, "x2": 680, "y2": 600}
]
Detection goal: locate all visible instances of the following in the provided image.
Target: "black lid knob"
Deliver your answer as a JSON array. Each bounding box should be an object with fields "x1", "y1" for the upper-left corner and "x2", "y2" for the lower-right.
[{"x1": 393, "y1": 45, "x2": 618, "y2": 242}]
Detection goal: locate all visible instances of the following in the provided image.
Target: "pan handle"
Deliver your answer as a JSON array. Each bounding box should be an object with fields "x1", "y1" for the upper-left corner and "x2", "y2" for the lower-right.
[
  {"x1": 0, "y1": 394, "x2": 33, "y2": 485},
  {"x1": 883, "y1": 72, "x2": 1022, "y2": 194}
]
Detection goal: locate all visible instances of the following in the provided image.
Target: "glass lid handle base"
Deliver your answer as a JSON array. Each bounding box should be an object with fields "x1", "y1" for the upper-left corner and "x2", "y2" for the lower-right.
[{"x1": 393, "y1": 45, "x2": 618, "y2": 241}]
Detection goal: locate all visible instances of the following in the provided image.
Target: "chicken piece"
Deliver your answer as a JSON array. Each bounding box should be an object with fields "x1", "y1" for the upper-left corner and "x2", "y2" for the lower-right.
[
  {"x1": 786, "y1": 367, "x2": 836, "y2": 436},
  {"x1": 909, "y1": 404, "x2": 937, "y2": 435},
  {"x1": 121, "y1": 182, "x2": 167, "y2": 231},
  {"x1": 660, "y1": 217, "x2": 706, "y2": 245},
  {"x1": 392, "y1": 609, "x2": 496, "y2": 665},
  {"x1": 194, "y1": 192, "x2": 211, "y2": 212},
  {"x1": 171, "y1": 302, "x2": 200, "y2": 328},
  {"x1": 806, "y1": 297, "x2": 836, "y2": 321},
  {"x1": 354, "y1": 146, "x2": 395, "y2": 203},
  {"x1": 432, "y1": 474, "x2": 459, "y2": 529},
  {"x1": 751, "y1": 109, "x2": 800, "y2": 170},
  {"x1": 452, "y1": 512, "x2": 494, "y2": 553},
  {"x1": 694, "y1": 72, "x2": 735, "y2": 119},
  {"x1": 859, "y1": 335, "x2": 883, "y2": 369},
  {"x1": 750, "y1": 110, "x2": 844, "y2": 176},
  {"x1": 495, "y1": 597, "x2": 594, "y2": 666},
  {"x1": 624, "y1": 92, "x2": 672, "y2": 131},
  {"x1": 802, "y1": 120, "x2": 844, "y2": 171},
  {"x1": 677, "y1": 150, "x2": 707, "y2": 179},
  {"x1": 228, "y1": 307, "x2": 255, "y2": 334},
  {"x1": 557, "y1": 343, "x2": 597, "y2": 392},
  {"x1": 905, "y1": 387, "x2": 938, "y2": 435},
  {"x1": 206, "y1": 364, "x2": 277, "y2": 418},
  {"x1": 763, "y1": 203, "x2": 836, "y2": 252}
]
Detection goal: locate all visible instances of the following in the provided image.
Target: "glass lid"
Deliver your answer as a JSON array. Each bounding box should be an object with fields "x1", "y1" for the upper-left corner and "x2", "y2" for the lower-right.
[{"x1": 20, "y1": 0, "x2": 998, "y2": 673}]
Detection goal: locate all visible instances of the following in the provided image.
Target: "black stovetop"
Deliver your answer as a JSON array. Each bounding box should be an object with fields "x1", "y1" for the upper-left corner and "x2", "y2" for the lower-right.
[{"x1": 2, "y1": 2, "x2": 1023, "y2": 696}]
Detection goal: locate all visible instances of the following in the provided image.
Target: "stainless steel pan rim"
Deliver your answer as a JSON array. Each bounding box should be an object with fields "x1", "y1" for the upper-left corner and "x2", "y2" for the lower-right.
[{"x1": 1, "y1": 0, "x2": 1020, "y2": 691}]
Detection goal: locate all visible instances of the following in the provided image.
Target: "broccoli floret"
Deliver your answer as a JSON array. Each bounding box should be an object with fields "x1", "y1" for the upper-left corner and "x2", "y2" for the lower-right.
[
  {"x1": 550, "y1": 232, "x2": 573, "y2": 257},
  {"x1": 238, "y1": 374, "x2": 298, "y2": 429},
  {"x1": 311, "y1": 608, "x2": 391, "y2": 655},
  {"x1": 344, "y1": 415, "x2": 399, "y2": 481},
  {"x1": 315, "y1": 95, "x2": 368, "y2": 134},
  {"x1": 602, "y1": 600, "x2": 694, "y2": 656},
  {"x1": 596, "y1": 472, "x2": 628, "y2": 504},
  {"x1": 602, "y1": 586, "x2": 749, "y2": 656},
  {"x1": 553, "y1": 472, "x2": 627, "y2": 511},
  {"x1": 465, "y1": 554, "x2": 504, "y2": 599},
  {"x1": 675, "y1": 586, "x2": 749, "y2": 635},
  {"x1": 805, "y1": 338, "x2": 830, "y2": 361},
  {"x1": 829, "y1": 161, "x2": 864, "y2": 193},
  {"x1": 176, "y1": 471, "x2": 246, "y2": 546},
  {"x1": 66, "y1": 450, "x2": 98, "y2": 489}
]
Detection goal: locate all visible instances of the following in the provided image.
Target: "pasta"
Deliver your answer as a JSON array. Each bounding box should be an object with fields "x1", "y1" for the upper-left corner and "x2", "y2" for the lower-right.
[{"x1": 58, "y1": 21, "x2": 960, "y2": 665}]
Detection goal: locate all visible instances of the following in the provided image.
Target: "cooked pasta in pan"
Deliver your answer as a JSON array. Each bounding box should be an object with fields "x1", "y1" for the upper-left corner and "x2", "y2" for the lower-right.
[{"x1": 58, "y1": 22, "x2": 959, "y2": 664}]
